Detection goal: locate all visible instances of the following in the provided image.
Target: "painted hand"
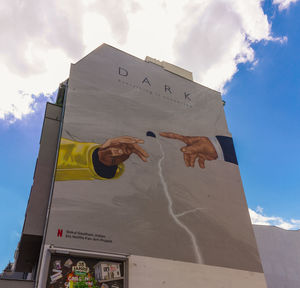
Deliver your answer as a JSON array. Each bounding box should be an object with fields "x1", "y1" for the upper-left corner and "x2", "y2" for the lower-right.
[
  {"x1": 159, "y1": 132, "x2": 217, "y2": 168},
  {"x1": 98, "y1": 136, "x2": 149, "y2": 166}
]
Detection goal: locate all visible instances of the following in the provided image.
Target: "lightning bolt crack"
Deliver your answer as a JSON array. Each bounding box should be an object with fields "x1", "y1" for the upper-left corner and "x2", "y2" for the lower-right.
[
  {"x1": 157, "y1": 140, "x2": 203, "y2": 263},
  {"x1": 175, "y1": 208, "x2": 205, "y2": 218}
]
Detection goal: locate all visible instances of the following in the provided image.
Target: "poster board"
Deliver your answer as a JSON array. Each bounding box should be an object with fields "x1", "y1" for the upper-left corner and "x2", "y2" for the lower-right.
[{"x1": 46, "y1": 254, "x2": 124, "y2": 288}]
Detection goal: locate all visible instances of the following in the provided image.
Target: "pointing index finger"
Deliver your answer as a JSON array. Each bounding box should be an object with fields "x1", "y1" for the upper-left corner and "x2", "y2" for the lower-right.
[{"x1": 159, "y1": 132, "x2": 186, "y2": 142}]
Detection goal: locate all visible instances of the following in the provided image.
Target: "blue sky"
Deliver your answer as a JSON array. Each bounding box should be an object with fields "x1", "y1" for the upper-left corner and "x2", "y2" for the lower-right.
[
  {"x1": 224, "y1": 0, "x2": 300, "y2": 221},
  {"x1": 0, "y1": 0, "x2": 299, "y2": 271}
]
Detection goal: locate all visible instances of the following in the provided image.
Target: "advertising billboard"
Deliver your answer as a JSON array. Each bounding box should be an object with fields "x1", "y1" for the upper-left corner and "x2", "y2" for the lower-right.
[
  {"x1": 46, "y1": 254, "x2": 124, "y2": 288},
  {"x1": 45, "y1": 44, "x2": 262, "y2": 273}
]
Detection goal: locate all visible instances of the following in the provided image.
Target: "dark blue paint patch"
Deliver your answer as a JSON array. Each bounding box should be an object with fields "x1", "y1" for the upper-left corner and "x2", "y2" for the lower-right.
[{"x1": 146, "y1": 131, "x2": 156, "y2": 138}]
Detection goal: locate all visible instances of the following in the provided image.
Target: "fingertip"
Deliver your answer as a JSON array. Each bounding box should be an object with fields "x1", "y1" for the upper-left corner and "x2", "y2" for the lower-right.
[
  {"x1": 198, "y1": 158, "x2": 205, "y2": 169},
  {"x1": 139, "y1": 156, "x2": 148, "y2": 162}
]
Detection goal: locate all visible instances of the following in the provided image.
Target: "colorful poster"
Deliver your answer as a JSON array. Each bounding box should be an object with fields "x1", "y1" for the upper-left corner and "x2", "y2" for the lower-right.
[
  {"x1": 46, "y1": 254, "x2": 124, "y2": 288},
  {"x1": 45, "y1": 44, "x2": 263, "y2": 272}
]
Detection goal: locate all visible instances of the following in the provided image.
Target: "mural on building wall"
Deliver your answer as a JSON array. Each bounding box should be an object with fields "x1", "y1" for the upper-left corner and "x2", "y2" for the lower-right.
[
  {"x1": 45, "y1": 44, "x2": 263, "y2": 273},
  {"x1": 55, "y1": 132, "x2": 237, "y2": 181}
]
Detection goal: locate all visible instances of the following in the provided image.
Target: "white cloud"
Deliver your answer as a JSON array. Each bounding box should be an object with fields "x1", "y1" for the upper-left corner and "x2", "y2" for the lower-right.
[
  {"x1": 174, "y1": 0, "x2": 287, "y2": 91},
  {"x1": 273, "y1": 0, "x2": 300, "y2": 10},
  {"x1": 249, "y1": 206, "x2": 300, "y2": 230},
  {"x1": 0, "y1": 0, "x2": 85, "y2": 121},
  {"x1": 0, "y1": 0, "x2": 289, "y2": 121}
]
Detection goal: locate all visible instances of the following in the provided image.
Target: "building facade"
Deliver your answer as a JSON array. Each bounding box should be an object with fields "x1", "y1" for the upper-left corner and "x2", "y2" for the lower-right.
[{"x1": 1, "y1": 44, "x2": 267, "y2": 288}]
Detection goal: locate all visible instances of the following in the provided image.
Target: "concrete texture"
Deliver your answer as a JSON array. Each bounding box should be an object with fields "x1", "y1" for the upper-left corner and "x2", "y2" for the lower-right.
[
  {"x1": 129, "y1": 255, "x2": 267, "y2": 288},
  {"x1": 254, "y1": 225, "x2": 300, "y2": 288},
  {"x1": 0, "y1": 279, "x2": 34, "y2": 288}
]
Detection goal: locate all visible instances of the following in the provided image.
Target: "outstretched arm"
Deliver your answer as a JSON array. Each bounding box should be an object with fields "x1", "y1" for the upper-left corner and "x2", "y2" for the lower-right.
[
  {"x1": 160, "y1": 132, "x2": 237, "y2": 168},
  {"x1": 94, "y1": 136, "x2": 149, "y2": 179},
  {"x1": 159, "y1": 132, "x2": 217, "y2": 168},
  {"x1": 98, "y1": 136, "x2": 149, "y2": 166}
]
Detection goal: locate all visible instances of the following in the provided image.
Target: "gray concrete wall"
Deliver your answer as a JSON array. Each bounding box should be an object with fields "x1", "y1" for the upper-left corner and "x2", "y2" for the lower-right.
[
  {"x1": 253, "y1": 225, "x2": 300, "y2": 288},
  {"x1": 0, "y1": 279, "x2": 34, "y2": 288},
  {"x1": 128, "y1": 255, "x2": 267, "y2": 288},
  {"x1": 23, "y1": 103, "x2": 62, "y2": 236}
]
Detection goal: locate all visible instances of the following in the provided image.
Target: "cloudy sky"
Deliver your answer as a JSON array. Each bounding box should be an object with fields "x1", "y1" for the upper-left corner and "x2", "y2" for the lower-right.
[{"x1": 0, "y1": 0, "x2": 300, "y2": 269}]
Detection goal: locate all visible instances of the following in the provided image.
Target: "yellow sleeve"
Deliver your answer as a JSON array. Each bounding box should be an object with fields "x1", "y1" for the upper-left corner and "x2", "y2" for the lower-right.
[{"x1": 55, "y1": 138, "x2": 124, "y2": 181}]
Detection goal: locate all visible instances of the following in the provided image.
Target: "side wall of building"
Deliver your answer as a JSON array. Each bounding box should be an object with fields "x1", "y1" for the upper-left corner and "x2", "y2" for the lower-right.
[
  {"x1": 254, "y1": 225, "x2": 300, "y2": 288},
  {"x1": 15, "y1": 103, "x2": 62, "y2": 272}
]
